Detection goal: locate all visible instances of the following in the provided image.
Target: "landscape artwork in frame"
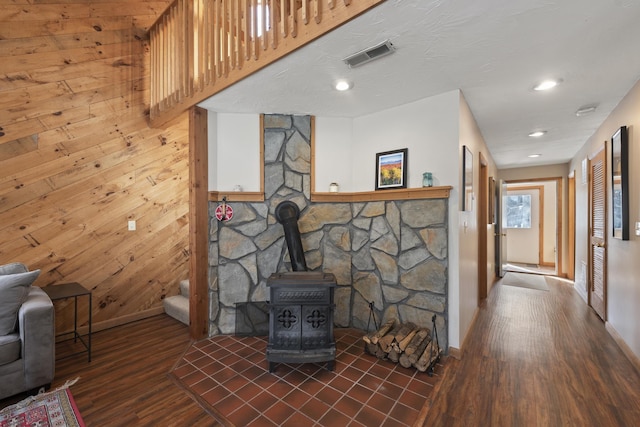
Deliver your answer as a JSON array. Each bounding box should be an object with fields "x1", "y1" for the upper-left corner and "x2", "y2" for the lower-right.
[
  {"x1": 462, "y1": 145, "x2": 473, "y2": 211},
  {"x1": 375, "y1": 148, "x2": 408, "y2": 190}
]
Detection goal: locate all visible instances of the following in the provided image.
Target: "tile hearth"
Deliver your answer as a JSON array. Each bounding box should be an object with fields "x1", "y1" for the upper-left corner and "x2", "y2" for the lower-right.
[{"x1": 171, "y1": 328, "x2": 444, "y2": 426}]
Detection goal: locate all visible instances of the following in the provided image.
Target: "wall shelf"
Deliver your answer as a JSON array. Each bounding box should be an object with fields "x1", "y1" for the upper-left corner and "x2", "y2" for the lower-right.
[
  {"x1": 209, "y1": 187, "x2": 451, "y2": 204},
  {"x1": 311, "y1": 186, "x2": 451, "y2": 202}
]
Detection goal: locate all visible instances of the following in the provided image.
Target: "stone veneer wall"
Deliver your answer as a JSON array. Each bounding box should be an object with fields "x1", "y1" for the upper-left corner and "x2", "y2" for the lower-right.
[{"x1": 209, "y1": 114, "x2": 449, "y2": 349}]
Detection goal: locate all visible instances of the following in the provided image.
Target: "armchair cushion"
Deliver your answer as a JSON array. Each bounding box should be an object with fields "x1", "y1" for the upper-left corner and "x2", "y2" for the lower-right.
[
  {"x1": 0, "y1": 333, "x2": 20, "y2": 365},
  {"x1": 0, "y1": 264, "x2": 41, "y2": 335}
]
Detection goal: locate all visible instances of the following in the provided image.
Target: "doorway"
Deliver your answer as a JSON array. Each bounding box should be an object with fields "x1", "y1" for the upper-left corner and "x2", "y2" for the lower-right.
[{"x1": 501, "y1": 177, "x2": 563, "y2": 277}]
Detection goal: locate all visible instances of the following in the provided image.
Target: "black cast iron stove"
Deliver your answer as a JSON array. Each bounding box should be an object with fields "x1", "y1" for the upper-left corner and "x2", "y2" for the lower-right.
[
  {"x1": 266, "y1": 201, "x2": 336, "y2": 373},
  {"x1": 266, "y1": 271, "x2": 336, "y2": 372}
]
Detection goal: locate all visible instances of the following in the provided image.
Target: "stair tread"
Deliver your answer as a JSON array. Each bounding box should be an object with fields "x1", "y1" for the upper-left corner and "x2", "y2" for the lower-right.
[{"x1": 164, "y1": 294, "x2": 189, "y2": 325}]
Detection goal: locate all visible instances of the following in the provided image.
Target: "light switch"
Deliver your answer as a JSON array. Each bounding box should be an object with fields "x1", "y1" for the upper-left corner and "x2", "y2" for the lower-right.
[{"x1": 128, "y1": 220, "x2": 136, "y2": 231}]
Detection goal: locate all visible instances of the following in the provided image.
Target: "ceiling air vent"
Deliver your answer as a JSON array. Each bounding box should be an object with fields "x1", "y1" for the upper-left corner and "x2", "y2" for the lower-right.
[{"x1": 343, "y1": 40, "x2": 395, "y2": 68}]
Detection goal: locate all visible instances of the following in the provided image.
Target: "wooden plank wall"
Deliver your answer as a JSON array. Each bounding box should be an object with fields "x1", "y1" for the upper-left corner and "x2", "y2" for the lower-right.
[{"x1": 0, "y1": 0, "x2": 190, "y2": 333}]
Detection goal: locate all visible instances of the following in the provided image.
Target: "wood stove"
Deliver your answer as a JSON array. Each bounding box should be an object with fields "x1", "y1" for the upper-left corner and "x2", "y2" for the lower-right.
[{"x1": 266, "y1": 271, "x2": 336, "y2": 372}]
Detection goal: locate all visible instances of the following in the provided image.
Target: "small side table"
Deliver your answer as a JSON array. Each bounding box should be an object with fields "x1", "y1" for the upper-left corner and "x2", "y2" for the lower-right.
[{"x1": 42, "y1": 282, "x2": 92, "y2": 362}]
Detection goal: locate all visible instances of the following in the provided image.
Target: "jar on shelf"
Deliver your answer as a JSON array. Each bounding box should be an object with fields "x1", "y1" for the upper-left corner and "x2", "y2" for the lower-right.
[
  {"x1": 422, "y1": 172, "x2": 433, "y2": 187},
  {"x1": 329, "y1": 182, "x2": 339, "y2": 192}
]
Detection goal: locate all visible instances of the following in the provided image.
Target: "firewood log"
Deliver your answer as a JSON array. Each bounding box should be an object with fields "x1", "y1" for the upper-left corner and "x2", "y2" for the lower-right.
[
  {"x1": 399, "y1": 353, "x2": 413, "y2": 369},
  {"x1": 388, "y1": 348, "x2": 400, "y2": 363},
  {"x1": 374, "y1": 344, "x2": 387, "y2": 360},
  {"x1": 404, "y1": 328, "x2": 430, "y2": 356},
  {"x1": 408, "y1": 334, "x2": 431, "y2": 365},
  {"x1": 363, "y1": 319, "x2": 395, "y2": 345},
  {"x1": 397, "y1": 325, "x2": 419, "y2": 351},
  {"x1": 391, "y1": 323, "x2": 417, "y2": 352},
  {"x1": 378, "y1": 323, "x2": 403, "y2": 353},
  {"x1": 414, "y1": 341, "x2": 441, "y2": 372},
  {"x1": 366, "y1": 342, "x2": 378, "y2": 355}
]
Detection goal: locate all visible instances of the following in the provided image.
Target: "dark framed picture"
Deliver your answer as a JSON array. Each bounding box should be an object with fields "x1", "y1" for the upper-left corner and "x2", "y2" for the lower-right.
[
  {"x1": 375, "y1": 148, "x2": 408, "y2": 190},
  {"x1": 488, "y1": 176, "x2": 496, "y2": 224},
  {"x1": 611, "y1": 125, "x2": 629, "y2": 240},
  {"x1": 462, "y1": 145, "x2": 473, "y2": 211}
]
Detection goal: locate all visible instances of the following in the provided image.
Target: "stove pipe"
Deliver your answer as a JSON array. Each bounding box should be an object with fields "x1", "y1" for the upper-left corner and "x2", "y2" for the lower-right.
[{"x1": 275, "y1": 201, "x2": 308, "y2": 271}]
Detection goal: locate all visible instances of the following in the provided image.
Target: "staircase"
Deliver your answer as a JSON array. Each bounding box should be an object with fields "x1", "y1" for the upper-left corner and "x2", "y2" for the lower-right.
[{"x1": 164, "y1": 279, "x2": 189, "y2": 325}]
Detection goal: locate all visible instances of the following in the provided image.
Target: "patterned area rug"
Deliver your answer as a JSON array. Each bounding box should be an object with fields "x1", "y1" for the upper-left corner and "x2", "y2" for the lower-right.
[{"x1": 0, "y1": 386, "x2": 85, "y2": 427}]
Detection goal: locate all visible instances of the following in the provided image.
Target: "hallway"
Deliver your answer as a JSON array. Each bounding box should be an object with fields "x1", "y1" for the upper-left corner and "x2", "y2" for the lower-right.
[{"x1": 426, "y1": 276, "x2": 640, "y2": 426}]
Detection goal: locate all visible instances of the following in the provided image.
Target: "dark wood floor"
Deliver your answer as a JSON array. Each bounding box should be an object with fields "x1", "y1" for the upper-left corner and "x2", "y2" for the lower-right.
[
  {"x1": 425, "y1": 276, "x2": 640, "y2": 426},
  {"x1": 1, "y1": 315, "x2": 217, "y2": 426}
]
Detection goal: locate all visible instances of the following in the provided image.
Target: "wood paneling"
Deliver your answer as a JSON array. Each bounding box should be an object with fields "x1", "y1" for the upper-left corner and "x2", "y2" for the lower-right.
[{"x1": 0, "y1": 0, "x2": 190, "y2": 334}]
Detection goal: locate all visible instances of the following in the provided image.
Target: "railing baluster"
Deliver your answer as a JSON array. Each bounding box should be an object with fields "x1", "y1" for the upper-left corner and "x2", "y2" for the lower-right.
[
  {"x1": 235, "y1": 0, "x2": 242, "y2": 69},
  {"x1": 328, "y1": 0, "x2": 335, "y2": 9},
  {"x1": 313, "y1": 0, "x2": 321, "y2": 24},
  {"x1": 280, "y1": 0, "x2": 287, "y2": 38},
  {"x1": 289, "y1": 0, "x2": 296, "y2": 37},
  {"x1": 186, "y1": 0, "x2": 194, "y2": 98},
  {"x1": 251, "y1": 0, "x2": 258, "y2": 59},
  {"x1": 302, "y1": 0, "x2": 308, "y2": 24},
  {"x1": 270, "y1": 0, "x2": 277, "y2": 49},
  {"x1": 214, "y1": 0, "x2": 220, "y2": 77},
  {"x1": 244, "y1": 0, "x2": 251, "y2": 61},
  {"x1": 228, "y1": 0, "x2": 238, "y2": 70},
  {"x1": 261, "y1": 0, "x2": 267, "y2": 51}
]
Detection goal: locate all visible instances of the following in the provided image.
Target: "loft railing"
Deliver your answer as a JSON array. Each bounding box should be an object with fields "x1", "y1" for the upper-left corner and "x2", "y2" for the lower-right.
[{"x1": 148, "y1": 0, "x2": 384, "y2": 126}]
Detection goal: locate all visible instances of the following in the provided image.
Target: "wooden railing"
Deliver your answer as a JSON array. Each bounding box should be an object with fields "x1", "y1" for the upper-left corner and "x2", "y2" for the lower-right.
[{"x1": 149, "y1": 0, "x2": 385, "y2": 126}]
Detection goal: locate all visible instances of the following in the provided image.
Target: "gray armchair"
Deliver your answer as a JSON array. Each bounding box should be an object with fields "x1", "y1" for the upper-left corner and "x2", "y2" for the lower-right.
[{"x1": 0, "y1": 265, "x2": 55, "y2": 400}]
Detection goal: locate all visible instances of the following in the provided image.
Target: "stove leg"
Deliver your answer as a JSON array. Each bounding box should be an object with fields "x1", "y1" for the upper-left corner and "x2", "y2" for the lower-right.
[
  {"x1": 327, "y1": 361, "x2": 334, "y2": 371},
  {"x1": 269, "y1": 362, "x2": 276, "y2": 373}
]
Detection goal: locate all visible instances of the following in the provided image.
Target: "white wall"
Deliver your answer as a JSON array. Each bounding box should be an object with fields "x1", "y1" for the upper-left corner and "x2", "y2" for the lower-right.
[
  {"x1": 207, "y1": 113, "x2": 261, "y2": 191},
  {"x1": 456, "y1": 92, "x2": 499, "y2": 350},
  {"x1": 314, "y1": 117, "x2": 353, "y2": 192},
  {"x1": 207, "y1": 112, "x2": 218, "y2": 191},
  {"x1": 569, "y1": 78, "x2": 640, "y2": 360},
  {"x1": 350, "y1": 91, "x2": 461, "y2": 192}
]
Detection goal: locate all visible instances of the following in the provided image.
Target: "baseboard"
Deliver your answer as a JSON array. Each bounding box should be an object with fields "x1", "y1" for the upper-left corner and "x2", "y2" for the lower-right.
[
  {"x1": 448, "y1": 306, "x2": 481, "y2": 360},
  {"x1": 605, "y1": 322, "x2": 640, "y2": 376},
  {"x1": 448, "y1": 346, "x2": 462, "y2": 360}
]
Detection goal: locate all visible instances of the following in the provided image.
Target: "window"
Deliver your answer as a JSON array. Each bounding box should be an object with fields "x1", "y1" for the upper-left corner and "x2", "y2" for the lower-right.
[{"x1": 504, "y1": 194, "x2": 531, "y2": 229}]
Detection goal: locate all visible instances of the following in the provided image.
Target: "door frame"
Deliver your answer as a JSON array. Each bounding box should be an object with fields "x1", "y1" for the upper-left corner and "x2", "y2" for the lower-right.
[
  {"x1": 478, "y1": 152, "x2": 488, "y2": 303},
  {"x1": 567, "y1": 172, "x2": 576, "y2": 280},
  {"x1": 504, "y1": 177, "x2": 563, "y2": 276},
  {"x1": 505, "y1": 185, "x2": 546, "y2": 267}
]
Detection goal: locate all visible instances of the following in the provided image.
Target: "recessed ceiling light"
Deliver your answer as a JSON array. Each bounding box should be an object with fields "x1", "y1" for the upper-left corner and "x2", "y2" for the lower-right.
[
  {"x1": 528, "y1": 154, "x2": 541, "y2": 158},
  {"x1": 528, "y1": 131, "x2": 547, "y2": 137},
  {"x1": 334, "y1": 80, "x2": 353, "y2": 91},
  {"x1": 533, "y1": 79, "x2": 562, "y2": 91}
]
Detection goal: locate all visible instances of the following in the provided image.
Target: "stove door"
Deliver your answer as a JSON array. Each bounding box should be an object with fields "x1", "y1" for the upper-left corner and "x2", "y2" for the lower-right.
[
  {"x1": 301, "y1": 305, "x2": 333, "y2": 350},
  {"x1": 271, "y1": 306, "x2": 302, "y2": 350}
]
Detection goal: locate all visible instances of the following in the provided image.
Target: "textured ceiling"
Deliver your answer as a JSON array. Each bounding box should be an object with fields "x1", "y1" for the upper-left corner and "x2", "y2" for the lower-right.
[{"x1": 198, "y1": 0, "x2": 640, "y2": 169}]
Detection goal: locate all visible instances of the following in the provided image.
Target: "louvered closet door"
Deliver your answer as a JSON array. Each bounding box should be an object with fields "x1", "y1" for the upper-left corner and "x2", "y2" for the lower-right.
[{"x1": 589, "y1": 147, "x2": 607, "y2": 320}]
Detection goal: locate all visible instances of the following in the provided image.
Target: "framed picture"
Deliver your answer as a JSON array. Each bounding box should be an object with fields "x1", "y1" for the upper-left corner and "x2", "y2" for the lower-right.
[
  {"x1": 488, "y1": 176, "x2": 496, "y2": 224},
  {"x1": 462, "y1": 145, "x2": 473, "y2": 211},
  {"x1": 375, "y1": 148, "x2": 408, "y2": 190},
  {"x1": 611, "y1": 126, "x2": 629, "y2": 240}
]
